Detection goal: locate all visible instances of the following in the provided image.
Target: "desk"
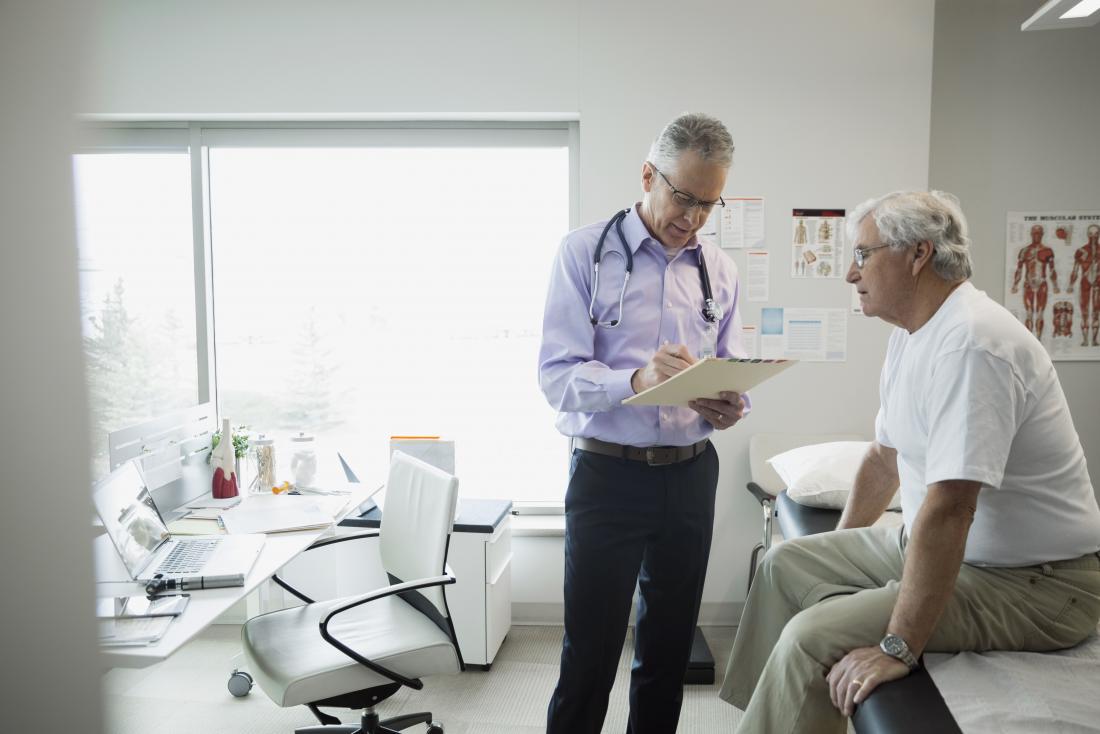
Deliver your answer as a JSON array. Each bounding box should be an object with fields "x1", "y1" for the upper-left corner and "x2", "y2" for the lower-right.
[{"x1": 94, "y1": 483, "x2": 379, "y2": 669}]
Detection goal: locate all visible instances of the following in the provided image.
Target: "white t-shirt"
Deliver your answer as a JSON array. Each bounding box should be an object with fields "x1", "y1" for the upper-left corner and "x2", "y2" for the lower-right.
[{"x1": 875, "y1": 282, "x2": 1100, "y2": 566}]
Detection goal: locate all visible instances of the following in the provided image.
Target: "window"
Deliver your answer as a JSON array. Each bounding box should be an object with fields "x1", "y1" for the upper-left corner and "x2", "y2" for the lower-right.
[
  {"x1": 73, "y1": 132, "x2": 199, "y2": 480},
  {"x1": 76, "y1": 123, "x2": 575, "y2": 501}
]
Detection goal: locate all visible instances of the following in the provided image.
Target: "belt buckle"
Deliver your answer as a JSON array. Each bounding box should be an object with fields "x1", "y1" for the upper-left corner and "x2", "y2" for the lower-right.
[{"x1": 645, "y1": 447, "x2": 675, "y2": 466}]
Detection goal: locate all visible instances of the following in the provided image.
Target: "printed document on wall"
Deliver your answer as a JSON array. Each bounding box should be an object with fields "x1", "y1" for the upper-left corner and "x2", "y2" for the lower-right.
[
  {"x1": 1004, "y1": 210, "x2": 1100, "y2": 361},
  {"x1": 759, "y1": 307, "x2": 847, "y2": 362},
  {"x1": 746, "y1": 250, "x2": 770, "y2": 302},
  {"x1": 720, "y1": 197, "x2": 766, "y2": 250},
  {"x1": 740, "y1": 325, "x2": 758, "y2": 358},
  {"x1": 791, "y1": 209, "x2": 845, "y2": 279}
]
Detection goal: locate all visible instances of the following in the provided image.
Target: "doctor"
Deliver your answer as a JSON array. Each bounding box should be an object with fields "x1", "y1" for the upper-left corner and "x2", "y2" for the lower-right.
[{"x1": 539, "y1": 112, "x2": 748, "y2": 734}]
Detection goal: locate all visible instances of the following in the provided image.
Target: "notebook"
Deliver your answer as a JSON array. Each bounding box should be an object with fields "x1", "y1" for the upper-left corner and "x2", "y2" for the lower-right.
[{"x1": 92, "y1": 460, "x2": 265, "y2": 583}]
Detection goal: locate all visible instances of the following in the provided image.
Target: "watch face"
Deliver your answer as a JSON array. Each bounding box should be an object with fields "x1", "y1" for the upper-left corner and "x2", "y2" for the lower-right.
[{"x1": 882, "y1": 634, "x2": 906, "y2": 655}]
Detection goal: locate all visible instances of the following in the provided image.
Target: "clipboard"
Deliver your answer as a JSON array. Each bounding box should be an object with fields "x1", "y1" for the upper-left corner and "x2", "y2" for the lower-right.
[{"x1": 623, "y1": 357, "x2": 796, "y2": 407}]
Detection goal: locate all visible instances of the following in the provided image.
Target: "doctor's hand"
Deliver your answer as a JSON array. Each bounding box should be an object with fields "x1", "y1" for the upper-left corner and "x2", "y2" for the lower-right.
[
  {"x1": 631, "y1": 344, "x2": 696, "y2": 394},
  {"x1": 689, "y1": 392, "x2": 744, "y2": 431}
]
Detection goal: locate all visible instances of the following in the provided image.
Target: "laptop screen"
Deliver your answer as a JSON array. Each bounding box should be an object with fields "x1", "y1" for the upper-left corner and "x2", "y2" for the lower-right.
[{"x1": 93, "y1": 461, "x2": 172, "y2": 579}]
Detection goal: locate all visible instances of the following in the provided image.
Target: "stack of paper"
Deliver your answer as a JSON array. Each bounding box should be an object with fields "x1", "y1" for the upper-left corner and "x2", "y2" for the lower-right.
[
  {"x1": 99, "y1": 616, "x2": 174, "y2": 646},
  {"x1": 219, "y1": 501, "x2": 334, "y2": 535}
]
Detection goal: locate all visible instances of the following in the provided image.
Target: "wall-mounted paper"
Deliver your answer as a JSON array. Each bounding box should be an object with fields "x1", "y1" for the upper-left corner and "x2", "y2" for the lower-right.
[
  {"x1": 740, "y1": 325, "x2": 759, "y2": 358},
  {"x1": 1004, "y1": 210, "x2": 1100, "y2": 361},
  {"x1": 791, "y1": 208, "x2": 845, "y2": 279},
  {"x1": 758, "y1": 307, "x2": 847, "y2": 362},
  {"x1": 746, "y1": 250, "x2": 770, "y2": 302},
  {"x1": 721, "y1": 197, "x2": 766, "y2": 250}
]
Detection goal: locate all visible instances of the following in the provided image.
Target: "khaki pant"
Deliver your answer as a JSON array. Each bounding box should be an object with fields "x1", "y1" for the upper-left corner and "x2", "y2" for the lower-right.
[{"x1": 718, "y1": 525, "x2": 1100, "y2": 734}]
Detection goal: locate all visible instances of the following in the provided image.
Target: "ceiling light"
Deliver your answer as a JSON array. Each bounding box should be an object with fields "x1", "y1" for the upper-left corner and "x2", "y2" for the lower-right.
[
  {"x1": 1022, "y1": 0, "x2": 1100, "y2": 29},
  {"x1": 1060, "y1": 0, "x2": 1100, "y2": 18}
]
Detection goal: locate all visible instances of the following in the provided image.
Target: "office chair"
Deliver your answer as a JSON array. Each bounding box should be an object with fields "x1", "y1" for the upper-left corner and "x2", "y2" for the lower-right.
[
  {"x1": 241, "y1": 451, "x2": 464, "y2": 733},
  {"x1": 744, "y1": 433, "x2": 862, "y2": 592}
]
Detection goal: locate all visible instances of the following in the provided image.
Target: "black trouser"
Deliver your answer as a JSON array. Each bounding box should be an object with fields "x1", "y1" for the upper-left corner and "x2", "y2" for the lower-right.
[{"x1": 546, "y1": 443, "x2": 719, "y2": 734}]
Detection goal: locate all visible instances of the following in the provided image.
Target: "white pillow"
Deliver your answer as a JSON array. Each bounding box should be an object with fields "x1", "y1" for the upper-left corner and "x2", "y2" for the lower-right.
[{"x1": 767, "y1": 441, "x2": 901, "y2": 510}]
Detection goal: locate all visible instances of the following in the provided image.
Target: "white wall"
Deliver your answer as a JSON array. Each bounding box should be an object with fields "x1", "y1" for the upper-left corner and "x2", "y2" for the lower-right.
[
  {"x1": 1, "y1": 2, "x2": 104, "y2": 731},
  {"x1": 83, "y1": 0, "x2": 936, "y2": 619},
  {"x1": 929, "y1": 0, "x2": 1100, "y2": 499}
]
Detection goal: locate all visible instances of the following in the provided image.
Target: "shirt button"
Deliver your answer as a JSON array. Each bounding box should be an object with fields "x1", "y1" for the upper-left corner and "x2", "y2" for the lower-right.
[{"x1": 667, "y1": 302, "x2": 673, "y2": 309}]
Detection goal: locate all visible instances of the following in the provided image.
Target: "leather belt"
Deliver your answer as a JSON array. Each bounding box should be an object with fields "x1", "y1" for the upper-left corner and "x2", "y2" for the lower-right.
[{"x1": 573, "y1": 437, "x2": 710, "y2": 467}]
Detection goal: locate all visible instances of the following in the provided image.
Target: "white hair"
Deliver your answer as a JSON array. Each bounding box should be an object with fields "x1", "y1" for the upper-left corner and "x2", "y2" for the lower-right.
[
  {"x1": 647, "y1": 113, "x2": 734, "y2": 172},
  {"x1": 847, "y1": 190, "x2": 972, "y2": 281}
]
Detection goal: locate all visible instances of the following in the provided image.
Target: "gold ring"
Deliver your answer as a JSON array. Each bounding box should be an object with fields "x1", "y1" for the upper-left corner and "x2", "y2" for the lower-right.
[{"x1": 850, "y1": 679, "x2": 863, "y2": 687}]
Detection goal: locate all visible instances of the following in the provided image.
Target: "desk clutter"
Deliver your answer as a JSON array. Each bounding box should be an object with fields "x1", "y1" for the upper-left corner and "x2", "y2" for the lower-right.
[
  {"x1": 167, "y1": 492, "x2": 352, "y2": 535},
  {"x1": 99, "y1": 616, "x2": 175, "y2": 647},
  {"x1": 97, "y1": 594, "x2": 190, "y2": 646}
]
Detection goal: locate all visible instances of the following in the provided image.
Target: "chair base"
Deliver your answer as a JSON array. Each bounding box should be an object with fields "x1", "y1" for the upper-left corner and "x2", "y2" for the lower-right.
[{"x1": 296, "y1": 709, "x2": 440, "y2": 733}]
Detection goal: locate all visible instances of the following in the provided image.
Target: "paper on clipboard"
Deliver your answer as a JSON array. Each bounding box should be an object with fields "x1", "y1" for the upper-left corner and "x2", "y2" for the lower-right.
[{"x1": 622, "y1": 357, "x2": 796, "y2": 407}]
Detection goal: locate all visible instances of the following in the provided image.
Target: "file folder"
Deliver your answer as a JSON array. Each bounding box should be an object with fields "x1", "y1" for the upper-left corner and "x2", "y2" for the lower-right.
[{"x1": 623, "y1": 357, "x2": 796, "y2": 407}]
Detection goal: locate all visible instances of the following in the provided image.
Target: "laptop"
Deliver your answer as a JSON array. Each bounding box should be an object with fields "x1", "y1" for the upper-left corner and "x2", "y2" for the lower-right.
[{"x1": 93, "y1": 460, "x2": 265, "y2": 583}]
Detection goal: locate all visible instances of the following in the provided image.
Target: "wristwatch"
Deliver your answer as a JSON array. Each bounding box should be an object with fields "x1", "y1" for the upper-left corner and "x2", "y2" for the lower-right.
[{"x1": 879, "y1": 633, "x2": 919, "y2": 670}]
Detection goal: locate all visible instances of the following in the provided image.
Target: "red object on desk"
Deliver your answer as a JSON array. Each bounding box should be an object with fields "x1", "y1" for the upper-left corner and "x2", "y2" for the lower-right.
[{"x1": 212, "y1": 466, "x2": 238, "y2": 499}]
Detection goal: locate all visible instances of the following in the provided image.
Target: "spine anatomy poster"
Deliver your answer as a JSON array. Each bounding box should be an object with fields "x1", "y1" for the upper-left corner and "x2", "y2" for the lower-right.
[
  {"x1": 1004, "y1": 211, "x2": 1100, "y2": 361},
  {"x1": 791, "y1": 209, "x2": 845, "y2": 279}
]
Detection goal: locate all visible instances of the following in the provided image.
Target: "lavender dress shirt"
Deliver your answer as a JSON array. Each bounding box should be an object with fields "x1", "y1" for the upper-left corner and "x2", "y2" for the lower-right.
[{"x1": 538, "y1": 204, "x2": 749, "y2": 448}]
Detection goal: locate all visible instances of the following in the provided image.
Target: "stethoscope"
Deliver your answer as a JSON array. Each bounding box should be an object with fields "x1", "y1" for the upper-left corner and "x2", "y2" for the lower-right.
[{"x1": 589, "y1": 208, "x2": 723, "y2": 328}]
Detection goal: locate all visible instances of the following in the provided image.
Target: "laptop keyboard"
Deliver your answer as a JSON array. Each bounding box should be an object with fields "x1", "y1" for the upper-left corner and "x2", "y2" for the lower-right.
[{"x1": 156, "y1": 538, "x2": 221, "y2": 575}]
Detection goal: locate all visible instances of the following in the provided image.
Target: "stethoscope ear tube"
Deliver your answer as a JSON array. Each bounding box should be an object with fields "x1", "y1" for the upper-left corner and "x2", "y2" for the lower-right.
[
  {"x1": 589, "y1": 209, "x2": 632, "y2": 327},
  {"x1": 589, "y1": 207, "x2": 719, "y2": 328}
]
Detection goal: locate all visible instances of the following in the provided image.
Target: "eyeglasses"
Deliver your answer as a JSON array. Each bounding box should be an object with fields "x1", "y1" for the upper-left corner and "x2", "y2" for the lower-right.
[
  {"x1": 852, "y1": 244, "x2": 891, "y2": 269},
  {"x1": 650, "y1": 164, "x2": 725, "y2": 212}
]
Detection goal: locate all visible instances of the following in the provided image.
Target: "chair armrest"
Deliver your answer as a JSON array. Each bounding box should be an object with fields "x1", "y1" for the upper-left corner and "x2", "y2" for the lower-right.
[
  {"x1": 307, "y1": 530, "x2": 379, "y2": 550},
  {"x1": 318, "y1": 573, "x2": 457, "y2": 690},
  {"x1": 271, "y1": 531, "x2": 382, "y2": 604},
  {"x1": 852, "y1": 664, "x2": 961, "y2": 734},
  {"x1": 745, "y1": 481, "x2": 775, "y2": 506}
]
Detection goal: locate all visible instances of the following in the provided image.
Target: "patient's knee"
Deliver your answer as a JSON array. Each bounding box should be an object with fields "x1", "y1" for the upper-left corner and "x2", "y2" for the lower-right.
[
  {"x1": 775, "y1": 606, "x2": 839, "y2": 664},
  {"x1": 758, "y1": 538, "x2": 811, "y2": 585}
]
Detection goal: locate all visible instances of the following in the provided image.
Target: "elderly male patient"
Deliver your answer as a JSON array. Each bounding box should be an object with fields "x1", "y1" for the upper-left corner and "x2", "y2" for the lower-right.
[{"x1": 718, "y1": 190, "x2": 1100, "y2": 734}]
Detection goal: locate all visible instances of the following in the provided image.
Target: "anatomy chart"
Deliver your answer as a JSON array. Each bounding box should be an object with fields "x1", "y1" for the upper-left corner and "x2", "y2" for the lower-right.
[
  {"x1": 791, "y1": 209, "x2": 845, "y2": 279},
  {"x1": 1005, "y1": 211, "x2": 1100, "y2": 360}
]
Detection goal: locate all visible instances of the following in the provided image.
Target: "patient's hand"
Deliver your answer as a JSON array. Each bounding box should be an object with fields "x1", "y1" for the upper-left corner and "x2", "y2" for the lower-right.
[
  {"x1": 689, "y1": 391, "x2": 744, "y2": 431},
  {"x1": 826, "y1": 646, "x2": 910, "y2": 717}
]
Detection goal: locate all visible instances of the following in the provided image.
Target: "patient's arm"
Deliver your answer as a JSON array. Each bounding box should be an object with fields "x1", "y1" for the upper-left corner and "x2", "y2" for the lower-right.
[
  {"x1": 888, "y1": 479, "x2": 979, "y2": 657},
  {"x1": 837, "y1": 441, "x2": 899, "y2": 529},
  {"x1": 828, "y1": 479, "x2": 979, "y2": 715}
]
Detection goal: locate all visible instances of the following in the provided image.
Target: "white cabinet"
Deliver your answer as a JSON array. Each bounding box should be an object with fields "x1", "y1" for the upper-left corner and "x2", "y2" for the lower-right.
[{"x1": 448, "y1": 514, "x2": 512, "y2": 668}]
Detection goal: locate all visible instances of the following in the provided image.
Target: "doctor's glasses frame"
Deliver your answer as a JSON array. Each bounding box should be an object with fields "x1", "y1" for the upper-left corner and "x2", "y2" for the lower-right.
[{"x1": 649, "y1": 163, "x2": 726, "y2": 213}]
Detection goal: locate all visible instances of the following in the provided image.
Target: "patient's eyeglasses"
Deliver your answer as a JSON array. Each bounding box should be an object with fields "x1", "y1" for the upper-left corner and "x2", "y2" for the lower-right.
[{"x1": 852, "y1": 244, "x2": 891, "y2": 269}]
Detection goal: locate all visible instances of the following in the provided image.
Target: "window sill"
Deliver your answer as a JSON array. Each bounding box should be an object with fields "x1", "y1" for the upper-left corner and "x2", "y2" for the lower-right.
[{"x1": 510, "y1": 513, "x2": 565, "y2": 537}]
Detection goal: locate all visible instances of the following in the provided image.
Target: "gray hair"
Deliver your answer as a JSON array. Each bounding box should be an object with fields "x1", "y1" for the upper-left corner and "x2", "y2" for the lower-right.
[
  {"x1": 647, "y1": 113, "x2": 734, "y2": 172},
  {"x1": 847, "y1": 190, "x2": 973, "y2": 281}
]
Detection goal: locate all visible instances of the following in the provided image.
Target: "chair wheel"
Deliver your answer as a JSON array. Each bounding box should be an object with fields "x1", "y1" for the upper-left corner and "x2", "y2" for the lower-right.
[
  {"x1": 227, "y1": 670, "x2": 253, "y2": 697},
  {"x1": 426, "y1": 723, "x2": 444, "y2": 733}
]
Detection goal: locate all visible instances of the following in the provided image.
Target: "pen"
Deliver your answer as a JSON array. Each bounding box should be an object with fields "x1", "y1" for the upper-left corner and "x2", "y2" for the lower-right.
[{"x1": 145, "y1": 573, "x2": 245, "y2": 595}]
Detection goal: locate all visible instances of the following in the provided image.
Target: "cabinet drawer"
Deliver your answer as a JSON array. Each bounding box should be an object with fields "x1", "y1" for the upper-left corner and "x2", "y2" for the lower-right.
[
  {"x1": 485, "y1": 560, "x2": 511, "y2": 661},
  {"x1": 485, "y1": 516, "x2": 511, "y2": 584}
]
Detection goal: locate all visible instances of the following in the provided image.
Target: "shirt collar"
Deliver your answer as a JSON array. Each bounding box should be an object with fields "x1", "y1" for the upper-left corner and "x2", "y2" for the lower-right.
[{"x1": 623, "y1": 203, "x2": 701, "y2": 256}]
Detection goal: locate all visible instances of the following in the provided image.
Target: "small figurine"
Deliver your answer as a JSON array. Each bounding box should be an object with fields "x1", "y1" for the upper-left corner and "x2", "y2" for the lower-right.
[{"x1": 211, "y1": 417, "x2": 239, "y2": 499}]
